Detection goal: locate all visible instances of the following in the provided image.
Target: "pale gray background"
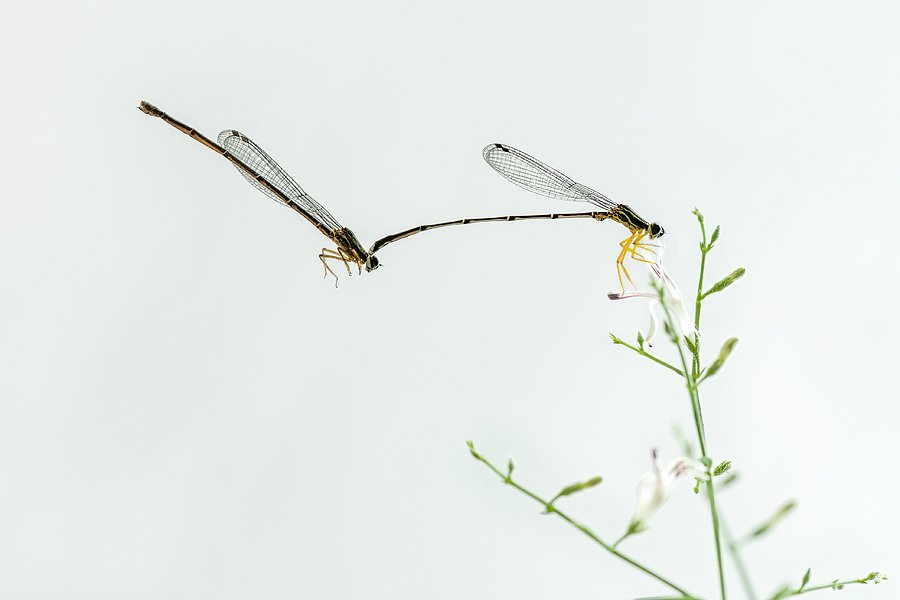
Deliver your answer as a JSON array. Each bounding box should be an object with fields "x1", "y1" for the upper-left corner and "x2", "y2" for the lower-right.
[{"x1": 1, "y1": 1, "x2": 897, "y2": 598}]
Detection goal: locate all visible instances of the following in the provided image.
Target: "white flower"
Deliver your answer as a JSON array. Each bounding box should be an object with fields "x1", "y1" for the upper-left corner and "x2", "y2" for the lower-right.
[
  {"x1": 620, "y1": 449, "x2": 708, "y2": 542},
  {"x1": 607, "y1": 245, "x2": 697, "y2": 347}
]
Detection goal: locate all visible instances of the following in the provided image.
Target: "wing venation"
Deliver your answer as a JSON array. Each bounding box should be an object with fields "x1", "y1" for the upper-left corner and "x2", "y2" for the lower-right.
[
  {"x1": 482, "y1": 143, "x2": 616, "y2": 210},
  {"x1": 217, "y1": 130, "x2": 343, "y2": 233}
]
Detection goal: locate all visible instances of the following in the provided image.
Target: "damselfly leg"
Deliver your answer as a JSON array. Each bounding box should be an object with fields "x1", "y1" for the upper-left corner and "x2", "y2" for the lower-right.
[
  {"x1": 628, "y1": 231, "x2": 660, "y2": 263},
  {"x1": 319, "y1": 247, "x2": 361, "y2": 286},
  {"x1": 616, "y1": 233, "x2": 639, "y2": 290},
  {"x1": 615, "y1": 231, "x2": 661, "y2": 292}
]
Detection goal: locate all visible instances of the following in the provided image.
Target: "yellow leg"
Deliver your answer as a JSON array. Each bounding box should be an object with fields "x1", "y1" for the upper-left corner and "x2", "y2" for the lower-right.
[
  {"x1": 615, "y1": 229, "x2": 661, "y2": 285},
  {"x1": 615, "y1": 232, "x2": 638, "y2": 292},
  {"x1": 630, "y1": 253, "x2": 657, "y2": 265},
  {"x1": 632, "y1": 247, "x2": 658, "y2": 260},
  {"x1": 619, "y1": 260, "x2": 636, "y2": 288},
  {"x1": 627, "y1": 231, "x2": 647, "y2": 257},
  {"x1": 634, "y1": 241, "x2": 659, "y2": 252},
  {"x1": 632, "y1": 230, "x2": 661, "y2": 258}
]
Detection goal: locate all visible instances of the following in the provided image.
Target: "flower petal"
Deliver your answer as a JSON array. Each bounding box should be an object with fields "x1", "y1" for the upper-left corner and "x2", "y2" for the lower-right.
[
  {"x1": 665, "y1": 457, "x2": 708, "y2": 483},
  {"x1": 627, "y1": 451, "x2": 706, "y2": 534},
  {"x1": 608, "y1": 290, "x2": 655, "y2": 301},
  {"x1": 645, "y1": 300, "x2": 660, "y2": 346},
  {"x1": 653, "y1": 246, "x2": 699, "y2": 340}
]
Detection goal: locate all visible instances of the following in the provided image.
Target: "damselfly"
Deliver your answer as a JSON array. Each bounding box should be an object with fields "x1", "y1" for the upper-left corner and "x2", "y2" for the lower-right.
[
  {"x1": 139, "y1": 101, "x2": 378, "y2": 284},
  {"x1": 370, "y1": 143, "x2": 665, "y2": 290},
  {"x1": 482, "y1": 143, "x2": 665, "y2": 290}
]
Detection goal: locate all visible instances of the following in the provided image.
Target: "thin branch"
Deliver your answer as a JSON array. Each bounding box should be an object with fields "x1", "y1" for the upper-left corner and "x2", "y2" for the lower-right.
[
  {"x1": 610, "y1": 335, "x2": 685, "y2": 377},
  {"x1": 468, "y1": 443, "x2": 698, "y2": 599}
]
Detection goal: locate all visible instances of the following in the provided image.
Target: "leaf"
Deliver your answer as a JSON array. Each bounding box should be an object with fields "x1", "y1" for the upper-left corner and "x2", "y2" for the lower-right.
[
  {"x1": 702, "y1": 267, "x2": 746, "y2": 298},
  {"x1": 800, "y1": 568, "x2": 811, "y2": 591},
  {"x1": 719, "y1": 471, "x2": 740, "y2": 489},
  {"x1": 507, "y1": 458, "x2": 515, "y2": 478},
  {"x1": 554, "y1": 476, "x2": 603, "y2": 500},
  {"x1": 692, "y1": 207, "x2": 705, "y2": 224},
  {"x1": 684, "y1": 334, "x2": 698, "y2": 354},
  {"x1": 703, "y1": 338, "x2": 739, "y2": 380},
  {"x1": 609, "y1": 333, "x2": 624, "y2": 345},
  {"x1": 466, "y1": 440, "x2": 482, "y2": 460},
  {"x1": 709, "y1": 225, "x2": 721, "y2": 249},
  {"x1": 637, "y1": 330, "x2": 645, "y2": 351},
  {"x1": 713, "y1": 460, "x2": 733, "y2": 476},
  {"x1": 749, "y1": 500, "x2": 797, "y2": 539},
  {"x1": 663, "y1": 320, "x2": 677, "y2": 341},
  {"x1": 671, "y1": 423, "x2": 694, "y2": 458}
]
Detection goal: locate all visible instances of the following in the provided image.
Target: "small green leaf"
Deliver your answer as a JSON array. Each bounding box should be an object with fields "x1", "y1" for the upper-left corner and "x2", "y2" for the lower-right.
[
  {"x1": 703, "y1": 338, "x2": 739, "y2": 380},
  {"x1": 709, "y1": 225, "x2": 721, "y2": 249},
  {"x1": 507, "y1": 458, "x2": 515, "y2": 478},
  {"x1": 800, "y1": 568, "x2": 811, "y2": 591},
  {"x1": 554, "y1": 476, "x2": 603, "y2": 500},
  {"x1": 609, "y1": 333, "x2": 623, "y2": 345},
  {"x1": 702, "y1": 267, "x2": 746, "y2": 299},
  {"x1": 719, "y1": 471, "x2": 740, "y2": 489},
  {"x1": 861, "y1": 572, "x2": 886, "y2": 584},
  {"x1": 637, "y1": 330, "x2": 645, "y2": 351},
  {"x1": 466, "y1": 440, "x2": 482, "y2": 460},
  {"x1": 663, "y1": 320, "x2": 677, "y2": 341},
  {"x1": 713, "y1": 460, "x2": 733, "y2": 477},
  {"x1": 749, "y1": 500, "x2": 797, "y2": 539},
  {"x1": 683, "y1": 334, "x2": 697, "y2": 354},
  {"x1": 831, "y1": 579, "x2": 844, "y2": 590},
  {"x1": 671, "y1": 423, "x2": 694, "y2": 458},
  {"x1": 692, "y1": 207, "x2": 705, "y2": 224}
]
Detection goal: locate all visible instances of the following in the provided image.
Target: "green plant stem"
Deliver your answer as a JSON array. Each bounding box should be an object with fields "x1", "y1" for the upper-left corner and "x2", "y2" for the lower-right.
[
  {"x1": 612, "y1": 338, "x2": 685, "y2": 377},
  {"x1": 470, "y1": 450, "x2": 697, "y2": 599},
  {"x1": 692, "y1": 220, "x2": 709, "y2": 379},
  {"x1": 657, "y1": 294, "x2": 726, "y2": 600},
  {"x1": 783, "y1": 579, "x2": 875, "y2": 597},
  {"x1": 721, "y1": 516, "x2": 757, "y2": 600}
]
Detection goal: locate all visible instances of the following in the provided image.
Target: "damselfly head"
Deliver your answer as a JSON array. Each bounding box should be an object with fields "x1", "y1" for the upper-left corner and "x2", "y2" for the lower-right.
[
  {"x1": 649, "y1": 222, "x2": 665, "y2": 239},
  {"x1": 365, "y1": 255, "x2": 381, "y2": 272}
]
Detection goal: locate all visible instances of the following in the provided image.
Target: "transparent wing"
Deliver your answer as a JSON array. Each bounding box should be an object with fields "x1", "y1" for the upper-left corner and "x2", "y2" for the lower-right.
[
  {"x1": 217, "y1": 130, "x2": 343, "y2": 233},
  {"x1": 482, "y1": 143, "x2": 617, "y2": 211}
]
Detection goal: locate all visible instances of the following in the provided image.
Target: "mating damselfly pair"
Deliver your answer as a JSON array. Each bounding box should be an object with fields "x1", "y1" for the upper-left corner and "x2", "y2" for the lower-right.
[{"x1": 139, "y1": 101, "x2": 665, "y2": 290}]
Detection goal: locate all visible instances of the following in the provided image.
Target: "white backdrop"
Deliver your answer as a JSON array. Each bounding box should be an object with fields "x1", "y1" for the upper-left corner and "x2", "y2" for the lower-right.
[{"x1": 1, "y1": 1, "x2": 897, "y2": 598}]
